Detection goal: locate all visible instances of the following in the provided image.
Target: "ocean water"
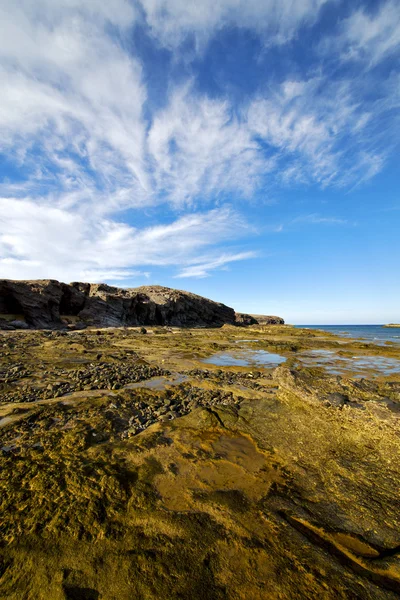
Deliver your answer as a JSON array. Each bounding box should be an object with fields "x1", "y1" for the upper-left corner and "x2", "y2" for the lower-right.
[{"x1": 296, "y1": 325, "x2": 400, "y2": 345}]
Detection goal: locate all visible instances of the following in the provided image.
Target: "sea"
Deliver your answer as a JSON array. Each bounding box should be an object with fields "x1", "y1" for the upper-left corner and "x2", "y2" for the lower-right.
[{"x1": 295, "y1": 325, "x2": 400, "y2": 345}]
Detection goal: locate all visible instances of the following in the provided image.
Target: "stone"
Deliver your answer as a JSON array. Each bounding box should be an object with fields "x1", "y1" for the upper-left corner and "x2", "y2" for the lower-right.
[
  {"x1": 157, "y1": 414, "x2": 170, "y2": 422},
  {"x1": 327, "y1": 393, "x2": 348, "y2": 408},
  {"x1": 9, "y1": 320, "x2": 29, "y2": 329}
]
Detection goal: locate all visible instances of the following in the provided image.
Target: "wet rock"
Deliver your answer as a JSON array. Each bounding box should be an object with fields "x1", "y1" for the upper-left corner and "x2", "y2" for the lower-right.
[
  {"x1": 166, "y1": 411, "x2": 179, "y2": 420},
  {"x1": 157, "y1": 414, "x2": 170, "y2": 422},
  {"x1": 187, "y1": 368, "x2": 263, "y2": 390},
  {"x1": 9, "y1": 320, "x2": 29, "y2": 329},
  {"x1": 327, "y1": 393, "x2": 348, "y2": 408}
]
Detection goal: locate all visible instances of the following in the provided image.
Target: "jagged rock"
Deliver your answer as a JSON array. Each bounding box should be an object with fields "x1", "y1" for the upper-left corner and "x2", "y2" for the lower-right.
[
  {"x1": 0, "y1": 279, "x2": 64, "y2": 328},
  {"x1": 0, "y1": 279, "x2": 285, "y2": 330}
]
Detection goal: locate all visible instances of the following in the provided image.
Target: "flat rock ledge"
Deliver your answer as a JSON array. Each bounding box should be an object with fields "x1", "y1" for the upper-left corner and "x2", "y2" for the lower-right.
[{"x1": 0, "y1": 279, "x2": 284, "y2": 330}]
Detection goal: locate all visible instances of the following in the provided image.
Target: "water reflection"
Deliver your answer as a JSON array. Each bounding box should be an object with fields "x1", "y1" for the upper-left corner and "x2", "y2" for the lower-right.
[
  {"x1": 300, "y1": 349, "x2": 400, "y2": 376},
  {"x1": 203, "y1": 350, "x2": 286, "y2": 368}
]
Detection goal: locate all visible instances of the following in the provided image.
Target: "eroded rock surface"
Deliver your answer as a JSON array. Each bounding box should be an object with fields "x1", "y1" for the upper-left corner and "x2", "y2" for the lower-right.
[{"x1": 0, "y1": 325, "x2": 399, "y2": 599}]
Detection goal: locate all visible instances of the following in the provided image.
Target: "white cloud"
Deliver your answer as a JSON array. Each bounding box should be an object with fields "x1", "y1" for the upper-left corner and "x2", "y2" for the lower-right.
[
  {"x1": 291, "y1": 214, "x2": 348, "y2": 225},
  {"x1": 247, "y1": 77, "x2": 389, "y2": 188},
  {"x1": 148, "y1": 84, "x2": 272, "y2": 206},
  {"x1": 0, "y1": 0, "x2": 136, "y2": 32},
  {"x1": 0, "y1": 0, "x2": 394, "y2": 212},
  {"x1": 175, "y1": 252, "x2": 256, "y2": 278},
  {"x1": 338, "y1": 1, "x2": 400, "y2": 66},
  {"x1": 139, "y1": 0, "x2": 331, "y2": 49},
  {"x1": 0, "y1": 198, "x2": 251, "y2": 281},
  {"x1": 0, "y1": 0, "x2": 149, "y2": 214}
]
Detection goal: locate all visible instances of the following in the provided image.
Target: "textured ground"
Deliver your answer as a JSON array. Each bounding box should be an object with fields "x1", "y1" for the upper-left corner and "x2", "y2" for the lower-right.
[{"x1": 1, "y1": 325, "x2": 400, "y2": 599}]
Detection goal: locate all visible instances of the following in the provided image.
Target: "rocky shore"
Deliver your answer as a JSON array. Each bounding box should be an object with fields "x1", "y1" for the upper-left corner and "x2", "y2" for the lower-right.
[
  {"x1": 0, "y1": 279, "x2": 284, "y2": 330},
  {"x1": 1, "y1": 324, "x2": 399, "y2": 599}
]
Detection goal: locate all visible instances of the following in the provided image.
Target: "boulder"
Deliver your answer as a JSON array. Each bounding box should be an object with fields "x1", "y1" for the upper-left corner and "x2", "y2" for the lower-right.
[{"x1": 9, "y1": 320, "x2": 29, "y2": 329}]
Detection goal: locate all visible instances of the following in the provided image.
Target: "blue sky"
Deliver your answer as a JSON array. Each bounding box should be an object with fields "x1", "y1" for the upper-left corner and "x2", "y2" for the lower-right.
[{"x1": 0, "y1": 0, "x2": 399, "y2": 323}]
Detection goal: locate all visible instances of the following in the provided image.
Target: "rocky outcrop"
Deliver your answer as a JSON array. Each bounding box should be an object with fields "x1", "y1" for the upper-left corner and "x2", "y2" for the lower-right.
[
  {"x1": 0, "y1": 280, "x2": 284, "y2": 330},
  {"x1": 234, "y1": 313, "x2": 259, "y2": 326},
  {"x1": 0, "y1": 280, "x2": 64, "y2": 329},
  {"x1": 234, "y1": 313, "x2": 284, "y2": 326},
  {"x1": 249, "y1": 314, "x2": 285, "y2": 325}
]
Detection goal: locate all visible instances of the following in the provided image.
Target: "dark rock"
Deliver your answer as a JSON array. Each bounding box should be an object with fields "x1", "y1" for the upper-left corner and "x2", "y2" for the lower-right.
[
  {"x1": 234, "y1": 313, "x2": 258, "y2": 326},
  {"x1": 0, "y1": 321, "x2": 15, "y2": 330},
  {"x1": 248, "y1": 314, "x2": 285, "y2": 325},
  {"x1": 0, "y1": 279, "x2": 64, "y2": 328},
  {"x1": 0, "y1": 280, "x2": 285, "y2": 330},
  {"x1": 327, "y1": 393, "x2": 348, "y2": 408},
  {"x1": 9, "y1": 320, "x2": 29, "y2": 329}
]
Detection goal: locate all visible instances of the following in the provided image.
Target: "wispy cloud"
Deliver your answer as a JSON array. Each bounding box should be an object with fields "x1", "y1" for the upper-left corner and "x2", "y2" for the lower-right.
[
  {"x1": 175, "y1": 252, "x2": 257, "y2": 278},
  {"x1": 138, "y1": 0, "x2": 331, "y2": 50},
  {"x1": 274, "y1": 213, "x2": 350, "y2": 232},
  {"x1": 337, "y1": 0, "x2": 400, "y2": 66},
  {"x1": 148, "y1": 84, "x2": 272, "y2": 206},
  {"x1": 0, "y1": 198, "x2": 251, "y2": 281},
  {"x1": 0, "y1": 0, "x2": 148, "y2": 213},
  {"x1": 247, "y1": 76, "x2": 391, "y2": 189},
  {"x1": 291, "y1": 214, "x2": 348, "y2": 225}
]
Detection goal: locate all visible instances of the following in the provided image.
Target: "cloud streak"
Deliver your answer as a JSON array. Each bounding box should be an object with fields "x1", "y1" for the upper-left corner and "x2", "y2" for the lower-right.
[
  {"x1": 175, "y1": 252, "x2": 257, "y2": 278},
  {"x1": 148, "y1": 84, "x2": 272, "y2": 206},
  {"x1": 0, "y1": 198, "x2": 250, "y2": 281},
  {"x1": 139, "y1": 0, "x2": 332, "y2": 49},
  {"x1": 338, "y1": 0, "x2": 400, "y2": 66}
]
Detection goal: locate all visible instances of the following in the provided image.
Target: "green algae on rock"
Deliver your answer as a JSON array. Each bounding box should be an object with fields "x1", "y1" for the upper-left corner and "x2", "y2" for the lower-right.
[{"x1": 0, "y1": 324, "x2": 400, "y2": 599}]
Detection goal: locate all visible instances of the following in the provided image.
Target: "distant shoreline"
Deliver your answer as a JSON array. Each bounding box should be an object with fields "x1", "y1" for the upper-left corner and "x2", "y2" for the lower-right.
[
  {"x1": 383, "y1": 324, "x2": 400, "y2": 328},
  {"x1": 292, "y1": 324, "x2": 400, "y2": 345}
]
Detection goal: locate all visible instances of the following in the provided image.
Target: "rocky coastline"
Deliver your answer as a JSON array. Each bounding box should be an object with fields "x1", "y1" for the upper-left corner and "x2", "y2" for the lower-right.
[
  {"x1": 0, "y1": 279, "x2": 284, "y2": 330},
  {"x1": 1, "y1": 318, "x2": 399, "y2": 599}
]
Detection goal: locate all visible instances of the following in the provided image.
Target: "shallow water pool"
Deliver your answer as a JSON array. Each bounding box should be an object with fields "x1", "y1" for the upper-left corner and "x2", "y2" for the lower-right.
[
  {"x1": 203, "y1": 349, "x2": 286, "y2": 368},
  {"x1": 299, "y1": 349, "x2": 400, "y2": 377},
  {"x1": 125, "y1": 374, "x2": 187, "y2": 390}
]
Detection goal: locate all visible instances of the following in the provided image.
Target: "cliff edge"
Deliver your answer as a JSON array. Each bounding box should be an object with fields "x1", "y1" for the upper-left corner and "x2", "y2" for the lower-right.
[{"x1": 0, "y1": 279, "x2": 284, "y2": 330}]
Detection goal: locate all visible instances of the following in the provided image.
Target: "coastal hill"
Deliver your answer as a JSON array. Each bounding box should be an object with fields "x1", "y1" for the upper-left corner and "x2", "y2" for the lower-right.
[
  {"x1": 0, "y1": 279, "x2": 284, "y2": 330},
  {"x1": 384, "y1": 324, "x2": 400, "y2": 328}
]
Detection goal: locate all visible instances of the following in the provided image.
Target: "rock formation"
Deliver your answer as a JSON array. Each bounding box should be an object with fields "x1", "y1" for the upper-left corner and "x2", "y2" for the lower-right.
[
  {"x1": 249, "y1": 313, "x2": 285, "y2": 325},
  {"x1": 0, "y1": 279, "x2": 284, "y2": 330}
]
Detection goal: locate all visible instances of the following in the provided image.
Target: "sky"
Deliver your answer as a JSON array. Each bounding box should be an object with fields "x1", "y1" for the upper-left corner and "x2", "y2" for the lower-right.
[{"x1": 0, "y1": 0, "x2": 399, "y2": 324}]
